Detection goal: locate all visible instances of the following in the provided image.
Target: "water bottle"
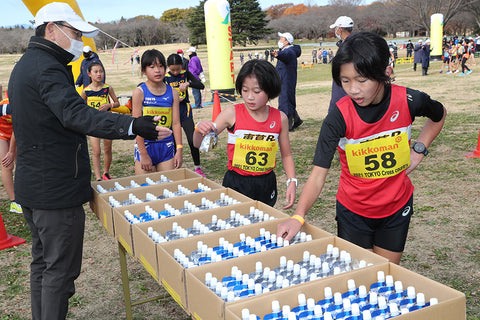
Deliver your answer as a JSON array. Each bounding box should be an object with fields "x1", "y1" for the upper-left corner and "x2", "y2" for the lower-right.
[
  {"x1": 398, "y1": 286, "x2": 415, "y2": 310},
  {"x1": 342, "y1": 279, "x2": 358, "y2": 302},
  {"x1": 297, "y1": 298, "x2": 316, "y2": 319},
  {"x1": 335, "y1": 298, "x2": 352, "y2": 320},
  {"x1": 361, "y1": 310, "x2": 372, "y2": 320},
  {"x1": 325, "y1": 292, "x2": 343, "y2": 318},
  {"x1": 307, "y1": 305, "x2": 324, "y2": 320},
  {"x1": 361, "y1": 291, "x2": 378, "y2": 313},
  {"x1": 387, "y1": 281, "x2": 405, "y2": 306},
  {"x1": 369, "y1": 271, "x2": 386, "y2": 294},
  {"x1": 317, "y1": 286, "x2": 334, "y2": 312},
  {"x1": 408, "y1": 293, "x2": 426, "y2": 312},
  {"x1": 291, "y1": 293, "x2": 308, "y2": 316},
  {"x1": 377, "y1": 275, "x2": 394, "y2": 299},
  {"x1": 352, "y1": 285, "x2": 368, "y2": 309},
  {"x1": 264, "y1": 300, "x2": 282, "y2": 320},
  {"x1": 426, "y1": 297, "x2": 438, "y2": 307},
  {"x1": 344, "y1": 303, "x2": 362, "y2": 320},
  {"x1": 388, "y1": 303, "x2": 400, "y2": 318},
  {"x1": 371, "y1": 296, "x2": 389, "y2": 319}
]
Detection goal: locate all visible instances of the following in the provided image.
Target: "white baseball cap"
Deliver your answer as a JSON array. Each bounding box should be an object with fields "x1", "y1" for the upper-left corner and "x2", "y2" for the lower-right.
[
  {"x1": 34, "y1": 2, "x2": 99, "y2": 38},
  {"x1": 83, "y1": 46, "x2": 92, "y2": 53},
  {"x1": 187, "y1": 46, "x2": 196, "y2": 53},
  {"x1": 330, "y1": 16, "x2": 354, "y2": 29},
  {"x1": 278, "y1": 32, "x2": 294, "y2": 44}
]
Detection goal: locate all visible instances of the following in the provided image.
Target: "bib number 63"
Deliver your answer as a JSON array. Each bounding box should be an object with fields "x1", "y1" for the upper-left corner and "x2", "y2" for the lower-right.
[{"x1": 245, "y1": 151, "x2": 268, "y2": 166}]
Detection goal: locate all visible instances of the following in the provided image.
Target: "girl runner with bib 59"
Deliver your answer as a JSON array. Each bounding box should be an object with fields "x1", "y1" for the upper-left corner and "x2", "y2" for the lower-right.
[
  {"x1": 276, "y1": 32, "x2": 446, "y2": 264},
  {"x1": 193, "y1": 59, "x2": 297, "y2": 209}
]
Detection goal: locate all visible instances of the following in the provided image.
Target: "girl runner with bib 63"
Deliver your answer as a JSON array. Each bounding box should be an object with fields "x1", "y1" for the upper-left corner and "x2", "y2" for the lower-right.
[
  {"x1": 276, "y1": 32, "x2": 446, "y2": 264},
  {"x1": 193, "y1": 59, "x2": 297, "y2": 209}
]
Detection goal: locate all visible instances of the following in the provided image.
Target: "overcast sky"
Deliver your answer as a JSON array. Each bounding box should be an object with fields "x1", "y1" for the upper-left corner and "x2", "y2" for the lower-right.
[{"x1": 4, "y1": 0, "x2": 337, "y2": 27}]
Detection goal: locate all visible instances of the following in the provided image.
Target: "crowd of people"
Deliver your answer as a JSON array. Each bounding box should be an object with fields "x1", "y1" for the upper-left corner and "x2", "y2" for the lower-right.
[{"x1": 2, "y1": 2, "x2": 452, "y2": 319}]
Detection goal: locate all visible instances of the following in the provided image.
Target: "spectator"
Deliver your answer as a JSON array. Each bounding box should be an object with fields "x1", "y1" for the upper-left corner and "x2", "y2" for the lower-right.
[
  {"x1": 322, "y1": 48, "x2": 328, "y2": 64},
  {"x1": 8, "y1": 3, "x2": 170, "y2": 319},
  {"x1": 239, "y1": 52, "x2": 244, "y2": 65},
  {"x1": 413, "y1": 39, "x2": 423, "y2": 72},
  {"x1": 271, "y1": 32, "x2": 303, "y2": 131},
  {"x1": 421, "y1": 39, "x2": 432, "y2": 76},
  {"x1": 75, "y1": 45, "x2": 104, "y2": 88},
  {"x1": 264, "y1": 48, "x2": 270, "y2": 61},
  {"x1": 406, "y1": 39, "x2": 414, "y2": 58},
  {"x1": 186, "y1": 46, "x2": 206, "y2": 109},
  {"x1": 177, "y1": 49, "x2": 189, "y2": 72},
  {"x1": 328, "y1": 15, "x2": 354, "y2": 113},
  {"x1": 312, "y1": 48, "x2": 317, "y2": 64}
]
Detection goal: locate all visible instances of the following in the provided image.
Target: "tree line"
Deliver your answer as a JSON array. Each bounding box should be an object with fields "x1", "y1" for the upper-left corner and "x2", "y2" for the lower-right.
[{"x1": 0, "y1": 0, "x2": 479, "y2": 54}]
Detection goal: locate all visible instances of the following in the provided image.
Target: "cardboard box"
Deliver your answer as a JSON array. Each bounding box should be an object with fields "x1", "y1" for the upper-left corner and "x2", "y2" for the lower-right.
[
  {"x1": 113, "y1": 187, "x2": 254, "y2": 257},
  {"x1": 95, "y1": 176, "x2": 222, "y2": 236},
  {"x1": 225, "y1": 262, "x2": 466, "y2": 320},
  {"x1": 131, "y1": 201, "x2": 289, "y2": 282},
  {"x1": 90, "y1": 168, "x2": 200, "y2": 228},
  {"x1": 185, "y1": 236, "x2": 388, "y2": 320},
  {"x1": 157, "y1": 220, "x2": 333, "y2": 317}
]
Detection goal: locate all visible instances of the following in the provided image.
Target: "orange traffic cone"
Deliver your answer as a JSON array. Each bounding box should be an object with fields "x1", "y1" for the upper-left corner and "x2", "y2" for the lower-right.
[
  {"x1": 0, "y1": 212, "x2": 26, "y2": 251},
  {"x1": 466, "y1": 130, "x2": 480, "y2": 158},
  {"x1": 212, "y1": 90, "x2": 221, "y2": 122}
]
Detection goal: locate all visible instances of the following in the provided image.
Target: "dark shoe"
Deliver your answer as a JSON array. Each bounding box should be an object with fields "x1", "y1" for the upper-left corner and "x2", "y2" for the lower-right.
[
  {"x1": 288, "y1": 114, "x2": 294, "y2": 131},
  {"x1": 292, "y1": 119, "x2": 303, "y2": 130}
]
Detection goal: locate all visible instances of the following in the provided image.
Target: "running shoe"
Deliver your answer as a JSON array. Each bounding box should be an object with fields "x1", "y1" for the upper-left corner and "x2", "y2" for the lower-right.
[
  {"x1": 446, "y1": 71, "x2": 452, "y2": 74},
  {"x1": 194, "y1": 167, "x2": 206, "y2": 177},
  {"x1": 102, "y1": 172, "x2": 112, "y2": 180},
  {"x1": 10, "y1": 201, "x2": 22, "y2": 214},
  {"x1": 458, "y1": 73, "x2": 465, "y2": 76},
  {"x1": 467, "y1": 70, "x2": 473, "y2": 75}
]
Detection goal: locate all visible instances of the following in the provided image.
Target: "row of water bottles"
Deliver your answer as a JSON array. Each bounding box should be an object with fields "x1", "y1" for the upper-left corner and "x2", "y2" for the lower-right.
[
  {"x1": 96, "y1": 175, "x2": 171, "y2": 193},
  {"x1": 203, "y1": 246, "x2": 366, "y2": 302},
  {"x1": 174, "y1": 229, "x2": 313, "y2": 268},
  {"x1": 123, "y1": 194, "x2": 242, "y2": 224},
  {"x1": 108, "y1": 183, "x2": 212, "y2": 208},
  {"x1": 146, "y1": 208, "x2": 277, "y2": 242},
  {"x1": 242, "y1": 275, "x2": 438, "y2": 319}
]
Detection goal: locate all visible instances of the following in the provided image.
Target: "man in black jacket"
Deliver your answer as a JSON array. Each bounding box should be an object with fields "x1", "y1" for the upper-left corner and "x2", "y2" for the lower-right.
[{"x1": 8, "y1": 3, "x2": 171, "y2": 319}]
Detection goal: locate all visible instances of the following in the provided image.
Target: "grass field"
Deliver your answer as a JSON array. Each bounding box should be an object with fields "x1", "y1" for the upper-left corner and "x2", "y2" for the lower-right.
[{"x1": 0, "y1": 41, "x2": 479, "y2": 319}]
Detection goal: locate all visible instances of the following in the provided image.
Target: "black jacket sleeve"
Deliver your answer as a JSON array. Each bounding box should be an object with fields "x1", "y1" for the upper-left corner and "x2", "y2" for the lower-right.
[{"x1": 187, "y1": 71, "x2": 205, "y2": 90}]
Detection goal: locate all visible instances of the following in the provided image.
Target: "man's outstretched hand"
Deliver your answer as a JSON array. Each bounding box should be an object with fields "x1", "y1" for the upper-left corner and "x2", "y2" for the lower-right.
[{"x1": 132, "y1": 115, "x2": 172, "y2": 141}]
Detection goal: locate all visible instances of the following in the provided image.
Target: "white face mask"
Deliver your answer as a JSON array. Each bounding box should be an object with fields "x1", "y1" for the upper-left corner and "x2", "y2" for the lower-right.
[
  {"x1": 55, "y1": 24, "x2": 84, "y2": 61},
  {"x1": 335, "y1": 27, "x2": 342, "y2": 40},
  {"x1": 278, "y1": 41, "x2": 285, "y2": 49}
]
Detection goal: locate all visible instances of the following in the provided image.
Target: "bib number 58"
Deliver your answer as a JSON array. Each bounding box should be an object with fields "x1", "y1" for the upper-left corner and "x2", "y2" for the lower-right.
[{"x1": 365, "y1": 152, "x2": 397, "y2": 171}]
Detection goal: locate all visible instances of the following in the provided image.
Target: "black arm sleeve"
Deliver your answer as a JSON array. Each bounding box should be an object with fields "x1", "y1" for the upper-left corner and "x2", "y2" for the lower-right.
[
  {"x1": 406, "y1": 88, "x2": 445, "y2": 122},
  {"x1": 312, "y1": 106, "x2": 347, "y2": 169},
  {"x1": 187, "y1": 71, "x2": 205, "y2": 90}
]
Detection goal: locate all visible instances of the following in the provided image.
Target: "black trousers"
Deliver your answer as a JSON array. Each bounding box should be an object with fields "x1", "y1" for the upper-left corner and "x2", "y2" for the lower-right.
[
  {"x1": 23, "y1": 205, "x2": 85, "y2": 320},
  {"x1": 181, "y1": 117, "x2": 201, "y2": 165}
]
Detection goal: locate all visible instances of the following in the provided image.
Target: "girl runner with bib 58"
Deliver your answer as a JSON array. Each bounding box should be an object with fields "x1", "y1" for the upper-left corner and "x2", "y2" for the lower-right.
[{"x1": 276, "y1": 32, "x2": 446, "y2": 264}]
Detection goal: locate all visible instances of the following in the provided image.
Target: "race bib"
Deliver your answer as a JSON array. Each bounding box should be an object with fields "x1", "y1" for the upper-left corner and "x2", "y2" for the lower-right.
[
  {"x1": 87, "y1": 96, "x2": 108, "y2": 109},
  {"x1": 345, "y1": 132, "x2": 410, "y2": 179},
  {"x1": 232, "y1": 138, "x2": 278, "y2": 173},
  {"x1": 143, "y1": 106, "x2": 172, "y2": 128}
]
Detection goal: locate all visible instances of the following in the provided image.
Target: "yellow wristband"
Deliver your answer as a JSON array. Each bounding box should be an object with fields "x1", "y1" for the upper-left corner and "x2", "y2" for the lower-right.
[
  {"x1": 290, "y1": 214, "x2": 305, "y2": 225},
  {"x1": 176, "y1": 144, "x2": 183, "y2": 149}
]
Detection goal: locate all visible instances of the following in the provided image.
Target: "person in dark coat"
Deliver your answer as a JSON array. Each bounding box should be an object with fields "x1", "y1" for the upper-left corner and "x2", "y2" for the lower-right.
[
  {"x1": 413, "y1": 40, "x2": 423, "y2": 71},
  {"x1": 272, "y1": 32, "x2": 303, "y2": 131},
  {"x1": 421, "y1": 39, "x2": 432, "y2": 76},
  {"x1": 8, "y1": 3, "x2": 170, "y2": 319},
  {"x1": 75, "y1": 45, "x2": 104, "y2": 88}
]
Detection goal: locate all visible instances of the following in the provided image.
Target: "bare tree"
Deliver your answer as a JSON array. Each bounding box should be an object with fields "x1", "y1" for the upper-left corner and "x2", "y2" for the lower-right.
[{"x1": 397, "y1": 0, "x2": 475, "y2": 32}]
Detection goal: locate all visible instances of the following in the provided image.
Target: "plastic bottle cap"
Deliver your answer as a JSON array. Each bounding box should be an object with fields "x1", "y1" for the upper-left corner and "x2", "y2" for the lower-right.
[
  {"x1": 334, "y1": 292, "x2": 342, "y2": 304},
  {"x1": 385, "y1": 275, "x2": 394, "y2": 286},
  {"x1": 417, "y1": 293, "x2": 425, "y2": 306},
  {"x1": 377, "y1": 270, "x2": 385, "y2": 282},
  {"x1": 241, "y1": 308, "x2": 250, "y2": 320},
  {"x1": 272, "y1": 300, "x2": 280, "y2": 312},
  {"x1": 394, "y1": 280, "x2": 403, "y2": 292},
  {"x1": 298, "y1": 293, "x2": 306, "y2": 305},
  {"x1": 348, "y1": 279, "x2": 356, "y2": 291},
  {"x1": 324, "y1": 286, "x2": 333, "y2": 299}
]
